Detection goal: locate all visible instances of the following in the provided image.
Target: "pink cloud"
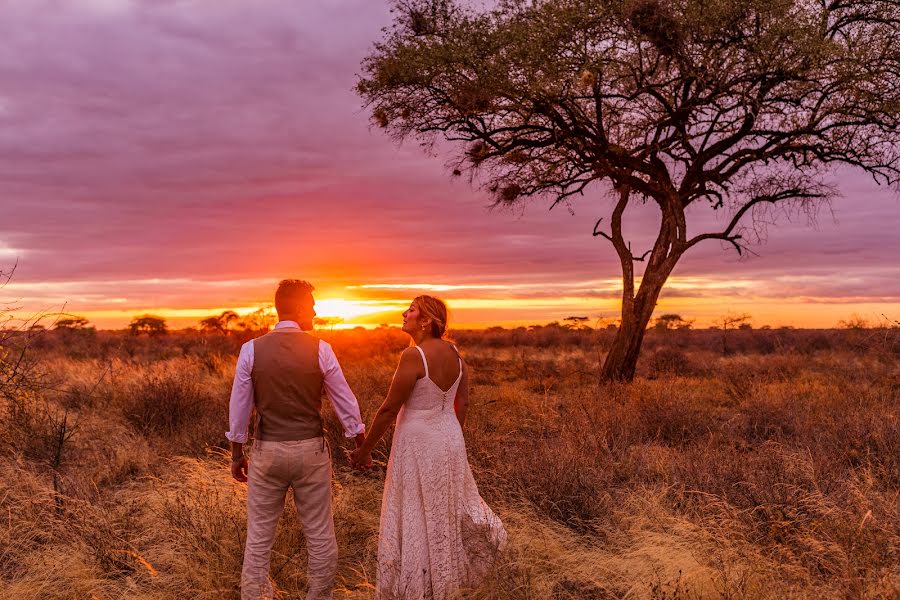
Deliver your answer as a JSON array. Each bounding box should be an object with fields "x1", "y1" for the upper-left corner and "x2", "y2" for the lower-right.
[{"x1": 0, "y1": 0, "x2": 898, "y2": 324}]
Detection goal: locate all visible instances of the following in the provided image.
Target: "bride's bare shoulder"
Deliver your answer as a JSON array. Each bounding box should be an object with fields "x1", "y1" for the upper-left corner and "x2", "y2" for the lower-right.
[{"x1": 399, "y1": 346, "x2": 422, "y2": 361}]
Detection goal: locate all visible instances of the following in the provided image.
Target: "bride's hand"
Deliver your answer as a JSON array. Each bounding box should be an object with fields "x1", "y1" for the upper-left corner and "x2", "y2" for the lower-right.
[{"x1": 350, "y1": 447, "x2": 373, "y2": 470}]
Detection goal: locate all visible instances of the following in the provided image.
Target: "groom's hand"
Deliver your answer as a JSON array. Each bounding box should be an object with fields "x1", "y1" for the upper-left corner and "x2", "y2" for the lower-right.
[
  {"x1": 350, "y1": 433, "x2": 369, "y2": 469},
  {"x1": 350, "y1": 447, "x2": 373, "y2": 470},
  {"x1": 231, "y1": 456, "x2": 249, "y2": 482}
]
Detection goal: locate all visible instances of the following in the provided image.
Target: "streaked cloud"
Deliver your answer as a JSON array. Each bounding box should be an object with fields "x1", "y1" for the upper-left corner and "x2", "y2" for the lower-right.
[{"x1": 0, "y1": 0, "x2": 898, "y2": 329}]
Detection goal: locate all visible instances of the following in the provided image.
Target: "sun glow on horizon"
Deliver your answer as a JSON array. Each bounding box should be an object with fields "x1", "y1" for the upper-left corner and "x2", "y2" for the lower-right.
[
  {"x1": 314, "y1": 298, "x2": 407, "y2": 322},
  {"x1": 5, "y1": 275, "x2": 900, "y2": 331}
]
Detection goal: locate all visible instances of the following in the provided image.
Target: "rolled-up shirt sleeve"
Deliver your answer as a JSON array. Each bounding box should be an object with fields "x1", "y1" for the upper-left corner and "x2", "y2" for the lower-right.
[
  {"x1": 319, "y1": 340, "x2": 365, "y2": 438},
  {"x1": 226, "y1": 341, "x2": 255, "y2": 443}
]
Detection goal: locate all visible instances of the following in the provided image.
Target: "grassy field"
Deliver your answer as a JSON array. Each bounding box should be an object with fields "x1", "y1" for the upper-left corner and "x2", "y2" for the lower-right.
[{"x1": 1, "y1": 325, "x2": 897, "y2": 599}]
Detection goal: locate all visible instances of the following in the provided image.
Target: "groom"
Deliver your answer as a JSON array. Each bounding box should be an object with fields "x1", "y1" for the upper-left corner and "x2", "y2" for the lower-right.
[{"x1": 226, "y1": 279, "x2": 366, "y2": 600}]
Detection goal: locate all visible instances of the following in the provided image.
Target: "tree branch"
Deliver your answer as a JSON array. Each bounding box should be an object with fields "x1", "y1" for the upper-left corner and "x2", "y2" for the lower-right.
[
  {"x1": 592, "y1": 218, "x2": 613, "y2": 243},
  {"x1": 685, "y1": 188, "x2": 829, "y2": 254}
]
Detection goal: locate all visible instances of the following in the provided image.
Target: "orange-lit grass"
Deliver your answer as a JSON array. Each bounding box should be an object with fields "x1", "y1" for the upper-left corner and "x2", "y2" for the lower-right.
[{"x1": 0, "y1": 329, "x2": 897, "y2": 598}]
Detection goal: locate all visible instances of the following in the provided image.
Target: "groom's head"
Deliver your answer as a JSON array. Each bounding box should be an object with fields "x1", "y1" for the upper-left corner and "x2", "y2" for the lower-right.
[{"x1": 275, "y1": 279, "x2": 316, "y2": 330}]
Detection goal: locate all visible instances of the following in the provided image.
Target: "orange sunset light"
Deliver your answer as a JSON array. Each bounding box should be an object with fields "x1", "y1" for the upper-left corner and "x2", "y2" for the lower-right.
[
  {"x1": 13, "y1": 274, "x2": 900, "y2": 332},
  {"x1": 313, "y1": 298, "x2": 408, "y2": 323}
]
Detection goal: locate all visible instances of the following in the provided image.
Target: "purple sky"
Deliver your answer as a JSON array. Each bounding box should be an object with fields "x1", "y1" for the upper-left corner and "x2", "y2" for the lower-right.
[{"x1": 2, "y1": 0, "x2": 899, "y2": 329}]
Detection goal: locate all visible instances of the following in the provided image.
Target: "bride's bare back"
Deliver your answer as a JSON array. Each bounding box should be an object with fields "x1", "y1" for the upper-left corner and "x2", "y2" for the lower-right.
[{"x1": 414, "y1": 339, "x2": 462, "y2": 391}]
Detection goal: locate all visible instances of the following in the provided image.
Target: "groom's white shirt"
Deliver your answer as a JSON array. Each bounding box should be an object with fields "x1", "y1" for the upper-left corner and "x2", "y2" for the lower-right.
[{"x1": 226, "y1": 320, "x2": 365, "y2": 443}]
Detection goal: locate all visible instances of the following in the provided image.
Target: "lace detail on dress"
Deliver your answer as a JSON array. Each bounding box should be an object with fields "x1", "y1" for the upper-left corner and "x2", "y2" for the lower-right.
[{"x1": 375, "y1": 347, "x2": 507, "y2": 599}]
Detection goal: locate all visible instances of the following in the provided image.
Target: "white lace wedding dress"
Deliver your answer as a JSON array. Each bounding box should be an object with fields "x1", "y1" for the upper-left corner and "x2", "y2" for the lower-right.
[{"x1": 376, "y1": 346, "x2": 507, "y2": 599}]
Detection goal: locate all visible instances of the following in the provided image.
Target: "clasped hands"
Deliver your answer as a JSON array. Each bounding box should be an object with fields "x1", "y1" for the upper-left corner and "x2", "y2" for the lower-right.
[{"x1": 349, "y1": 433, "x2": 373, "y2": 470}]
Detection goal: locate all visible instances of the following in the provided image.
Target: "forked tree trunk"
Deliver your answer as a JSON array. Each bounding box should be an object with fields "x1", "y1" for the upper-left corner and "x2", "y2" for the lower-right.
[
  {"x1": 600, "y1": 268, "x2": 672, "y2": 382},
  {"x1": 598, "y1": 185, "x2": 684, "y2": 382}
]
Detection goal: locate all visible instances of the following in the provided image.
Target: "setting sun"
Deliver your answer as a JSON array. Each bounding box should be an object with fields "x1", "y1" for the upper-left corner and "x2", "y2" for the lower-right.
[{"x1": 313, "y1": 298, "x2": 407, "y2": 324}]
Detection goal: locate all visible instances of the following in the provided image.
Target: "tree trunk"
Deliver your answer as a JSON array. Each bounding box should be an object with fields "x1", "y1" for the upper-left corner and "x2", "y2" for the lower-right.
[
  {"x1": 599, "y1": 184, "x2": 684, "y2": 382},
  {"x1": 601, "y1": 264, "x2": 676, "y2": 382}
]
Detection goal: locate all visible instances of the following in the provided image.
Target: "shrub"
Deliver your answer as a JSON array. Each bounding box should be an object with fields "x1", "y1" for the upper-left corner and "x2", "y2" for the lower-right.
[
  {"x1": 122, "y1": 370, "x2": 224, "y2": 454},
  {"x1": 644, "y1": 347, "x2": 702, "y2": 378}
]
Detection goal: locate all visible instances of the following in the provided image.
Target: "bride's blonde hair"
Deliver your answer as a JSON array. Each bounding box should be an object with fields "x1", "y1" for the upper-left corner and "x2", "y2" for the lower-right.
[{"x1": 413, "y1": 295, "x2": 449, "y2": 339}]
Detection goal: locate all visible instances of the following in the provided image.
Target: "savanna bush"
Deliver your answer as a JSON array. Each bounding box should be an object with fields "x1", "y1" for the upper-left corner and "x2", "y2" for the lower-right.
[
  {"x1": 121, "y1": 367, "x2": 226, "y2": 454},
  {"x1": 642, "y1": 346, "x2": 704, "y2": 378}
]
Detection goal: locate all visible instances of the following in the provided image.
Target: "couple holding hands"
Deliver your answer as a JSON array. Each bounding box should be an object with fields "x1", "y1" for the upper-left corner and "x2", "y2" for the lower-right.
[{"x1": 226, "y1": 279, "x2": 506, "y2": 600}]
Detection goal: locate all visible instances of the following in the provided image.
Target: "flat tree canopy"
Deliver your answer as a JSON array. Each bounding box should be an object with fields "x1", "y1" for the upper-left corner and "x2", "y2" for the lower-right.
[
  {"x1": 129, "y1": 315, "x2": 168, "y2": 337},
  {"x1": 358, "y1": 0, "x2": 900, "y2": 380}
]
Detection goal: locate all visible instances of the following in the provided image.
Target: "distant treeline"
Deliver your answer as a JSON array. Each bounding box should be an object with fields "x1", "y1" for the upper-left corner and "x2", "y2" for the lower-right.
[{"x1": 16, "y1": 318, "x2": 899, "y2": 364}]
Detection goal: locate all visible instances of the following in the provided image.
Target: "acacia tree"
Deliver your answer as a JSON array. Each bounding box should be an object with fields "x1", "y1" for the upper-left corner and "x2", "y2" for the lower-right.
[
  {"x1": 199, "y1": 310, "x2": 240, "y2": 334},
  {"x1": 358, "y1": 0, "x2": 900, "y2": 381},
  {"x1": 54, "y1": 316, "x2": 93, "y2": 331},
  {"x1": 654, "y1": 313, "x2": 693, "y2": 330},
  {"x1": 128, "y1": 315, "x2": 168, "y2": 336}
]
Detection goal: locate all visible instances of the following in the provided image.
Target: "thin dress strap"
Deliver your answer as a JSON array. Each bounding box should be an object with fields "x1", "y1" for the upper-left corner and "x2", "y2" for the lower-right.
[
  {"x1": 413, "y1": 345, "x2": 429, "y2": 378},
  {"x1": 450, "y1": 342, "x2": 462, "y2": 379},
  {"x1": 451, "y1": 344, "x2": 462, "y2": 379}
]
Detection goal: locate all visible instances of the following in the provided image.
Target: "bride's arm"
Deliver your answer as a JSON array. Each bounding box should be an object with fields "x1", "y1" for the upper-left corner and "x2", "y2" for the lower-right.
[
  {"x1": 454, "y1": 359, "x2": 470, "y2": 429},
  {"x1": 351, "y1": 347, "x2": 421, "y2": 465}
]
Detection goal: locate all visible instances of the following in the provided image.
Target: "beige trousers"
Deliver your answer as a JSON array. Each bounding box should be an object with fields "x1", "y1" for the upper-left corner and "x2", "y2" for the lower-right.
[{"x1": 241, "y1": 437, "x2": 337, "y2": 600}]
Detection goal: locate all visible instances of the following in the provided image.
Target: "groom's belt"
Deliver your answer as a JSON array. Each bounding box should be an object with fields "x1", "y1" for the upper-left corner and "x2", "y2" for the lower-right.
[
  {"x1": 254, "y1": 409, "x2": 325, "y2": 442},
  {"x1": 256, "y1": 428, "x2": 324, "y2": 442}
]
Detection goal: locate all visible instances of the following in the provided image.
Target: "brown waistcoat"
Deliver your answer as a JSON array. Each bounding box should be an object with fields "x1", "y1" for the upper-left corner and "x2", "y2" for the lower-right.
[{"x1": 251, "y1": 329, "x2": 324, "y2": 442}]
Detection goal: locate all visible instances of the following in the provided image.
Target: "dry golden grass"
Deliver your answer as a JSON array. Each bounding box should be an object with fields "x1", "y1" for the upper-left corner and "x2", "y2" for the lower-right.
[{"x1": 1, "y1": 327, "x2": 897, "y2": 599}]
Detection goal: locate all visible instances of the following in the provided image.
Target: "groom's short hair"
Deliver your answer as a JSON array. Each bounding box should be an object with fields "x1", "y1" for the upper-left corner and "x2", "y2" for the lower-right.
[{"x1": 275, "y1": 279, "x2": 315, "y2": 314}]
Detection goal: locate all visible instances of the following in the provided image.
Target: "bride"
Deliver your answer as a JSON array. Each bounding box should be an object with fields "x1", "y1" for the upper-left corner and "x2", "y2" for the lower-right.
[{"x1": 351, "y1": 295, "x2": 507, "y2": 599}]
